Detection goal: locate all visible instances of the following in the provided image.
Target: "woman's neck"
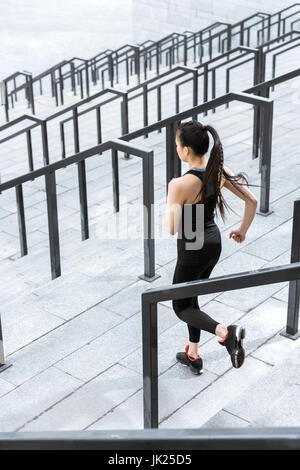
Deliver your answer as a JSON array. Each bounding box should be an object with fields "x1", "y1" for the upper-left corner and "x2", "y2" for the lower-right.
[{"x1": 188, "y1": 159, "x2": 207, "y2": 169}]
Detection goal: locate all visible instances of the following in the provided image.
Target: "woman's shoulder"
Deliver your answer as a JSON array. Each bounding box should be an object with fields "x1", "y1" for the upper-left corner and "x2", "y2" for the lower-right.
[{"x1": 170, "y1": 172, "x2": 202, "y2": 188}]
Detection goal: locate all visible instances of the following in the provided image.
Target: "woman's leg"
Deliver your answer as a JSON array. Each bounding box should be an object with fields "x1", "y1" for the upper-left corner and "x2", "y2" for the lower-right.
[
  {"x1": 172, "y1": 258, "x2": 225, "y2": 352},
  {"x1": 186, "y1": 260, "x2": 219, "y2": 345}
]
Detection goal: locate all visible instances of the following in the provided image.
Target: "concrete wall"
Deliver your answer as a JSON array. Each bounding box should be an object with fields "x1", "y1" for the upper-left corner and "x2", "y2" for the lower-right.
[{"x1": 132, "y1": 0, "x2": 295, "y2": 42}]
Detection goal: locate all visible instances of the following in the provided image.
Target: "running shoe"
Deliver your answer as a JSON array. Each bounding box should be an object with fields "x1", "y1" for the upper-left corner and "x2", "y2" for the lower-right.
[
  {"x1": 176, "y1": 344, "x2": 204, "y2": 375},
  {"x1": 218, "y1": 324, "x2": 246, "y2": 368}
]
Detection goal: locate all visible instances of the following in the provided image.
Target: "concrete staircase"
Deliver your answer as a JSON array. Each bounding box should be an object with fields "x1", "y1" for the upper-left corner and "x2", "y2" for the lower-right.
[{"x1": 0, "y1": 14, "x2": 299, "y2": 432}]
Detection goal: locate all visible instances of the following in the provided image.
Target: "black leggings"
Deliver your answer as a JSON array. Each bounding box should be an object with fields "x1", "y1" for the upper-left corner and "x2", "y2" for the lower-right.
[{"x1": 172, "y1": 226, "x2": 222, "y2": 343}]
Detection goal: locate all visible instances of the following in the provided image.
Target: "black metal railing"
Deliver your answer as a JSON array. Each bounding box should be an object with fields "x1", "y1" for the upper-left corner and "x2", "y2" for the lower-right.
[
  {"x1": 37, "y1": 5, "x2": 300, "y2": 100},
  {"x1": 1, "y1": 4, "x2": 299, "y2": 121},
  {"x1": 0, "y1": 427, "x2": 299, "y2": 450},
  {"x1": 0, "y1": 138, "x2": 157, "y2": 278},
  {"x1": 0, "y1": 31, "x2": 297, "y2": 178},
  {"x1": 141, "y1": 198, "x2": 300, "y2": 428},
  {"x1": 0, "y1": 91, "x2": 275, "y2": 277}
]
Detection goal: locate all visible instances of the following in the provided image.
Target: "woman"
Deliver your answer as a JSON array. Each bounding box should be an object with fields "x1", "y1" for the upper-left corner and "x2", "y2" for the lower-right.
[{"x1": 165, "y1": 120, "x2": 258, "y2": 375}]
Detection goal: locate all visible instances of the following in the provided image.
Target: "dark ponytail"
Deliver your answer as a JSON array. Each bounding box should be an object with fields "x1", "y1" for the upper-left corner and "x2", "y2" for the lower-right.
[{"x1": 176, "y1": 120, "x2": 260, "y2": 223}]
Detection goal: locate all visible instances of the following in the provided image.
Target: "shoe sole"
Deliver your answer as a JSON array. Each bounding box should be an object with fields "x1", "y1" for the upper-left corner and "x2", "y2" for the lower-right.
[
  {"x1": 176, "y1": 356, "x2": 204, "y2": 375},
  {"x1": 232, "y1": 326, "x2": 246, "y2": 369}
]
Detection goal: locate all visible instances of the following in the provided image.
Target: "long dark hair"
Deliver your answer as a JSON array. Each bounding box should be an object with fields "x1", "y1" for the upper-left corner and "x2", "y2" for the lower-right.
[{"x1": 176, "y1": 119, "x2": 260, "y2": 222}]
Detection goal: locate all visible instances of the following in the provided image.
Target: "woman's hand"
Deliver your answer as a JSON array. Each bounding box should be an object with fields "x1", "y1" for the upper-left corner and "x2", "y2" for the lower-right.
[{"x1": 229, "y1": 227, "x2": 246, "y2": 243}]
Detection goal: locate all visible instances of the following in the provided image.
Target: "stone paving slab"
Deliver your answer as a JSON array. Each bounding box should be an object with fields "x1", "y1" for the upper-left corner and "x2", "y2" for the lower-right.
[
  {"x1": 0, "y1": 307, "x2": 124, "y2": 386},
  {"x1": 20, "y1": 364, "x2": 141, "y2": 432},
  {"x1": 55, "y1": 304, "x2": 180, "y2": 382},
  {"x1": 159, "y1": 357, "x2": 271, "y2": 428},
  {"x1": 224, "y1": 345, "x2": 300, "y2": 424},
  {"x1": 1, "y1": 295, "x2": 64, "y2": 355},
  {"x1": 89, "y1": 365, "x2": 218, "y2": 431},
  {"x1": 0, "y1": 367, "x2": 81, "y2": 432}
]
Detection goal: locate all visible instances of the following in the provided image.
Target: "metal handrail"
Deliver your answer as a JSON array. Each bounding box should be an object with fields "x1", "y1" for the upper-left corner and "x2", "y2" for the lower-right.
[
  {"x1": 141, "y1": 198, "x2": 300, "y2": 428},
  {"x1": 0, "y1": 35, "x2": 285, "y2": 163},
  {"x1": 0, "y1": 137, "x2": 156, "y2": 280},
  {"x1": 0, "y1": 137, "x2": 158, "y2": 369},
  {"x1": 1, "y1": 55, "x2": 299, "y2": 230},
  {"x1": 6, "y1": 65, "x2": 300, "y2": 222},
  {"x1": 0, "y1": 427, "x2": 299, "y2": 449},
  {"x1": 2, "y1": 4, "x2": 299, "y2": 120}
]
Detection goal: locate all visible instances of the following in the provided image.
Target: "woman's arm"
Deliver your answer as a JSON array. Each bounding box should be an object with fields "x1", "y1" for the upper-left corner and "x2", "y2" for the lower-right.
[
  {"x1": 165, "y1": 178, "x2": 186, "y2": 235},
  {"x1": 222, "y1": 165, "x2": 258, "y2": 243}
]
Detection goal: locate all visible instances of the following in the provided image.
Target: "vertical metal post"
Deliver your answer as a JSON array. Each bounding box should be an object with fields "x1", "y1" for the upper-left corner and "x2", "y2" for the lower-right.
[
  {"x1": 142, "y1": 298, "x2": 158, "y2": 428},
  {"x1": 252, "y1": 49, "x2": 266, "y2": 160},
  {"x1": 79, "y1": 70, "x2": 84, "y2": 99},
  {"x1": 135, "y1": 47, "x2": 141, "y2": 85},
  {"x1": 25, "y1": 75, "x2": 30, "y2": 107},
  {"x1": 247, "y1": 26, "x2": 251, "y2": 47},
  {"x1": 277, "y1": 12, "x2": 281, "y2": 40},
  {"x1": 85, "y1": 61, "x2": 90, "y2": 97},
  {"x1": 203, "y1": 64, "x2": 208, "y2": 117},
  {"x1": 140, "y1": 151, "x2": 158, "y2": 281},
  {"x1": 225, "y1": 69, "x2": 230, "y2": 109},
  {"x1": 281, "y1": 198, "x2": 300, "y2": 339},
  {"x1": 149, "y1": 49, "x2": 153, "y2": 71},
  {"x1": 41, "y1": 120, "x2": 50, "y2": 165},
  {"x1": 121, "y1": 94, "x2": 130, "y2": 159},
  {"x1": 54, "y1": 79, "x2": 59, "y2": 107},
  {"x1": 240, "y1": 21, "x2": 245, "y2": 46},
  {"x1": 143, "y1": 84, "x2": 148, "y2": 138},
  {"x1": 28, "y1": 75, "x2": 35, "y2": 115},
  {"x1": 166, "y1": 121, "x2": 180, "y2": 188},
  {"x1": 267, "y1": 15, "x2": 271, "y2": 44},
  {"x1": 13, "y1": 77, "x2": 17, "y2": 101},
  {"x1": 73, "y1": 107, "x2": 89, "y2": 240},
  {"x1": 157, "y1": 86, "x2": 162, "y2": 133},
  {"x1": 26, "y1": 130, "x2": 34, "y2": 172},
  {"x1": 45, "y1": 171, "x2": 61, "y2": 279},
  {"x1": 126, "y1": 56, "x2": 129, "y2": 85},
  {"x1": 111, "y1": 149, "x2": 119, "y2": 212},
  {"x1": 2, "y1": 80, "x2": 9, "y2": 122},
  {"x1": 208, "y1": 30, "x2": 212, "y2": 59},
  {"x1": 50, "y1": 70, "x2": 55, "y2": 97},
  {"x1": 183, "y1": 35, "x2": 187, "y2": 65},
  {"x1": 211, "y1": 69, "x2": 216, "y2": 113},
  {"x1": 108, "y1": 53, "x2": 114, "y2": 87},
  {"x1": 71, "y1": 62, "x2": 76, "y2": 94},
  {"x1": 60, "y1": 122, "x2": 66, "y2": 159},
  {"x1": 58, "y1": 66, "x2": 64, "y2": 105},
  {"x1": 101, "y1": 69, "x2": 105, "y2": 90},
  {"x1": 175, "y1": 84, "x2": 180, "y2": 114},
  {"x1": 16, "y1": 184, "x2": 28, "y2": 257},
  {"x1": 193, "y1": 34, "x2": 196, "y2": 62},
  {"x1": 166, "y1": 122, "x2": 174, "y2": 192},
  {"x1": 116, "y1": 52, "x2": 119, "y2": 84},
  {"x1": 173, "y1": 120, "x2": 181, "y2": 178},
  {"x1": 168, "y1": 47, "x2": 172, "y2": 70},
  {"x1": 259, "y1": 101, "x2": 273, "y2": 215},
  {"x1": 227, "y1": 25, "x2": 232, "y2": 52},
  {"x1": 96, "y1": 106, "x2": 102, "y2": 155},
  {"x1": 143, "y1": 52, "x2": 147, "y2": 81},
  {"x1": 192, "y1": 71, "x2": 198, "y2": 120},
  {"x1": 156, "y1": 43, "x2": 160, "y2": 76}
]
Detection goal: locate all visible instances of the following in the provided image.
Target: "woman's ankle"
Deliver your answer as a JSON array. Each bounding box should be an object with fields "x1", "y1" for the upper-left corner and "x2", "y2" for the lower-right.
[
  {"x1": 188, "y1": 342, "x2": 199, "y2": 357},
  {"x1": 215, "y1": 324, "x2": 228, "y2": 340}
]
